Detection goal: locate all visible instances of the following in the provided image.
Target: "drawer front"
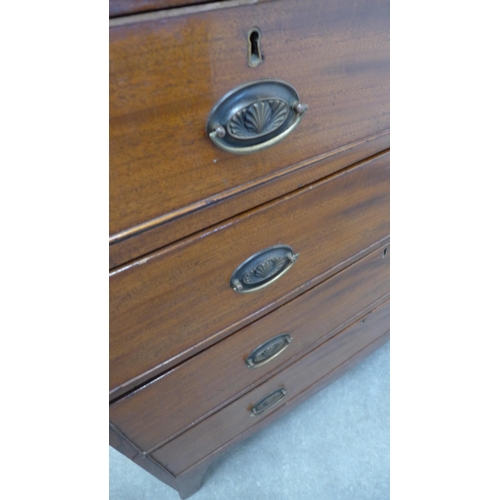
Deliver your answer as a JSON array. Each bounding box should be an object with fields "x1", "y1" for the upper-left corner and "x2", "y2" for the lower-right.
[
  {"x1": 151, "y1": 300, "x2": 390, "y2": 475},
  {"x1": 110, "y1": 152, "x2": 389, "y2": 393},
  {"x1": 110, "y1": 0, "x2": 390, "y2": 237},
  {"x1": 110, "y1": 244, "x2": 390, "y2": 451}
]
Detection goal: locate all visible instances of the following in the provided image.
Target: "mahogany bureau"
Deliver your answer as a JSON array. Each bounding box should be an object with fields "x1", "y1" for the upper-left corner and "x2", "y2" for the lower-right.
[{"x1": 109, "y1": 0, "x2": 390, "y2": 497}]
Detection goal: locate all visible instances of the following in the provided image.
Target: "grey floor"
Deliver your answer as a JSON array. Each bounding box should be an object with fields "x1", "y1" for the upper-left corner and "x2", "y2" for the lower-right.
[{"x1": 110, "y1": 341, "x2": 389, "y2": 500}]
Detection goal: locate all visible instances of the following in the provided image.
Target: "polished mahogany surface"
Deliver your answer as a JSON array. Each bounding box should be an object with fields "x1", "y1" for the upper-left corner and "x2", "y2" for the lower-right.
[
  {"x1": 110, "y1": 0, "x2": 389, "y2": 245},
  {"x1": 110, "y1": 153, "x2": 389, "y2": 395},
  {"x1": 109, "y1": 0, "x2": 389, "y2": 497}
]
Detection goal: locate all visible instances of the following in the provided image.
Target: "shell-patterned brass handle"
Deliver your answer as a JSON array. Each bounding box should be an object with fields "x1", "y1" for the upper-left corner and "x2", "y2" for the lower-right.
[
  {"x1": 230, "y1": 245, "x2": 299, "y2": 293},
  {"x1": 246, "y1": 334, "x2": 293, "y2": 368},
  {"x1": 250, "y1": 388, "x2": 287, "y2": 416},
  {"x1": 207, "y1": 80, "x2": 308, "y2": 154}
]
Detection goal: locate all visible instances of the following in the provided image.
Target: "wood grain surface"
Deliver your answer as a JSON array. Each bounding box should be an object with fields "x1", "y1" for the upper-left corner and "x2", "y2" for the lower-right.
[
  {"x1": 110, "y1": 244, "x2": 389, "y2": 451},
  {"x1": 109, "y1": 131, "x2": 389, "y2": 268},
  {"x1": 109, "y1": 0, "x2": 390, "y2": 241},
  {"x1": 151, "y1": 300, "x2": 390, "y2": 475},
  {"x1": 109, "y1": 152, "x2": 389, "y2": 395},
  {"x1": 109, "y1": 0, "x2": 390, "y2": 496}
]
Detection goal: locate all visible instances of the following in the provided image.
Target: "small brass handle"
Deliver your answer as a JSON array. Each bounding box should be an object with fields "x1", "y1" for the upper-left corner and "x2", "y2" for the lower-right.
[
  {"x1": 230, "y1": 245, "x2": 299, "y2": 293},
  {"x1": 250, "y1": 388, "x2": 287, "y2": 416},
  {"x1": 207, "y1": 79, "x2": 308, "y2": 155},
  {"x1": 246, "y1": 334, "x2": 293, "y2": 368}
]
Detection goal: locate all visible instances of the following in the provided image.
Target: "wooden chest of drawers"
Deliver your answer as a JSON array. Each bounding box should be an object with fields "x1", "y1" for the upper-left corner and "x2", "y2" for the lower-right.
[{"x1": 109, "y1": 0, "x2": 389, "y2": 497}]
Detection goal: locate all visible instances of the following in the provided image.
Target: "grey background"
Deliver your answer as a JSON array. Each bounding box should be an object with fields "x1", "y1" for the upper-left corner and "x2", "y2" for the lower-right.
[{"x1": 110, "y1": 341, "x2": 389, "y2": 500}]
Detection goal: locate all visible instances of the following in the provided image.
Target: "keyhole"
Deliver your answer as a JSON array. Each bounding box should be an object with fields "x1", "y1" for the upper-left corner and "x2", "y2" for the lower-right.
[{"x1": 248, "y1": 28, "x2": 263, "y2": 67}]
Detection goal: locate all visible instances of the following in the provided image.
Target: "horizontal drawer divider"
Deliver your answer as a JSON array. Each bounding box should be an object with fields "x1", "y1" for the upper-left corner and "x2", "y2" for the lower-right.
[
  {"x1": 110, "y1": 145, "x2": 389, "y2": 270},
  {"x1": 109, "y1": 134, "x2": 389, "y2": 267}
]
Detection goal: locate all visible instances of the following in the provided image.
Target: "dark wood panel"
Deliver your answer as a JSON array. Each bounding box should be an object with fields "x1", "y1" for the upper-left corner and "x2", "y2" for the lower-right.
[
  {"x1": 109, "y1": 131, "x2": 389, "y2": 268},
  {"x1": 110, "y1": 0, "x2": 390, "y2": 237},
  {"x1": 109, "y1": 153, "x2": 389, "y2": 394},
  {"x1": 152, "y1": 301, "x2": 390, "y2": 474},
  {"x1": 110, "y1": 244, "x2": 389, "y2": 450}
]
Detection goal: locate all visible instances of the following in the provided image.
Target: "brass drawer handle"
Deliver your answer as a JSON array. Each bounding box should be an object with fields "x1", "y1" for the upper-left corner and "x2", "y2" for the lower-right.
[
  {"x1": 246, "y1": 334, "x2": 293, "y2": 368},
  {"x1": 230, "y1": 245, "x2": 299, "y2": 293},
  {"x1": 250, "y1": 388, "x2": 287, "y2": 417},
  {"x1": 207, "y1": 79, "x2": 308, "y2": 155}
]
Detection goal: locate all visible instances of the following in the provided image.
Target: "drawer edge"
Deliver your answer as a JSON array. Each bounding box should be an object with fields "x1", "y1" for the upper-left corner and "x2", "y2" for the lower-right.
[{"x1": 109, "y1": 133, "x2": 389, "y2": 269}]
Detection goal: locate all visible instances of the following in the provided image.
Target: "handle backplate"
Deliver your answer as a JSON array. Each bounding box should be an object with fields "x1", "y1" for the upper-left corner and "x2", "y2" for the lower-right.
[
  {"x1": 250, "y1": 387, "x2": 287, "y2": 416},
  {"x1": 230, "y1": 244, "x2": 299, "y2": 293},
  {"x1": 207, "y1": 79, "x2": 307, "y2": 155},
  {"x1": 246, "y1": 333, "x2": 293, "y2": 368}
]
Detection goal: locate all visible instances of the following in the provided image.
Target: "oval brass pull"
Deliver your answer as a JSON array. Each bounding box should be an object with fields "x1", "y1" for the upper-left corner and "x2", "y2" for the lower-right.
[
  {"x1": 230, "y1": 245, "x2": 299, "y2": 293},
  {"x1": 207, "y1": 79, "x2": 308, "y2": 155},
  {"x1": 250, "y1": 388, "x2": 287, "y2": 416},
  {"x1": 246, "y1": 334, "x2": 293, "y2": 368}
]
